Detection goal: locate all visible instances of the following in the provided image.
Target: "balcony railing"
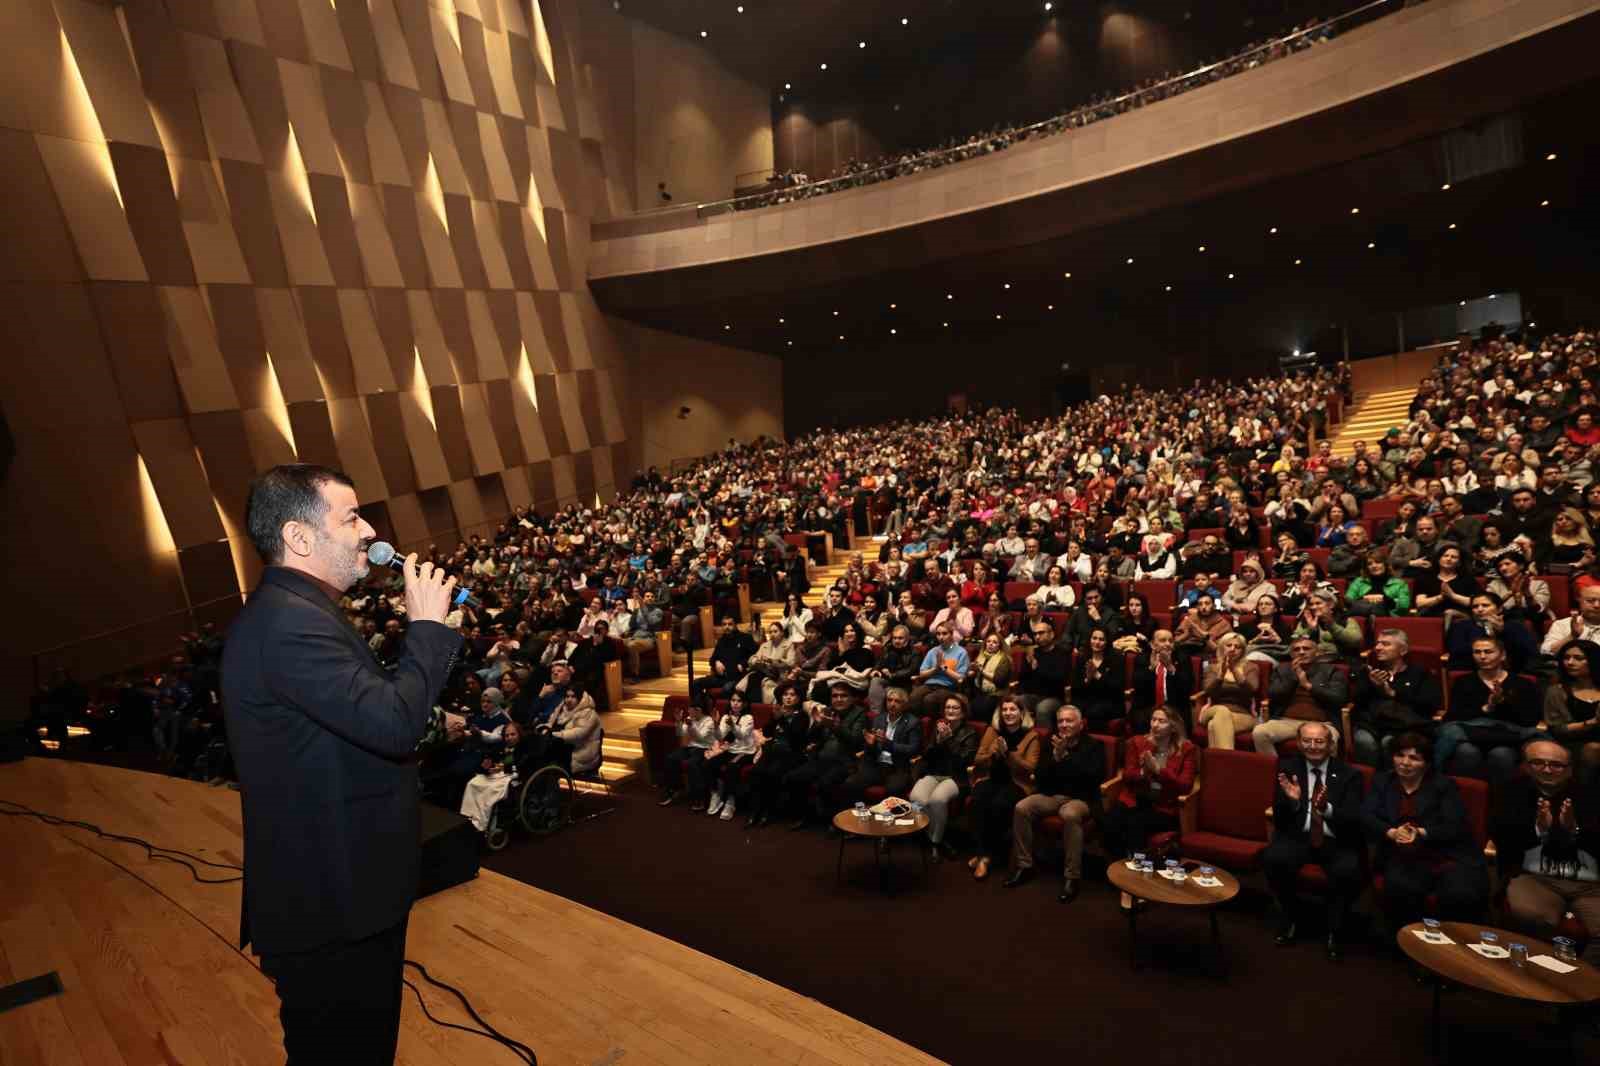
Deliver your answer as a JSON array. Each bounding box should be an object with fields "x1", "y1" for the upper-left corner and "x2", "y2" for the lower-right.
[{"x1": 695, "y1": 0, "x2": 1406, "y2": 218}]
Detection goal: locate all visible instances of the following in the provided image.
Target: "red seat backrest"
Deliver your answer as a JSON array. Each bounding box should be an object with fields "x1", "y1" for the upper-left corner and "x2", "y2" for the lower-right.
[
  {"x1": 1547, "y1": 575, "x2": 1573, "y2": 620},
  {"x1": 1005, "y1": 581, "x2": 1040, "y2": 603},
  {"x1": 1365, "y1": 498, "x2": 1402, "y2": 520},
  {"x1": 1377, "y1": 616, "x2": 1443, "y2": 655},
  {"x1": 1133, "y1": 580, "x2": 1177, "y2": 608},
  {"x1": 1194, "y1": 747, "x2": 1277, "y2": 841},
  {"x1": 1186, "y1": 527, "x2": 1224, "y2": 543},
  {"x1": 1090, "y1": 733, "x2": 1120, "y2": 779},
  {"x1": 1453, "y1": 774, "x2": 1490, "y2": 847}
]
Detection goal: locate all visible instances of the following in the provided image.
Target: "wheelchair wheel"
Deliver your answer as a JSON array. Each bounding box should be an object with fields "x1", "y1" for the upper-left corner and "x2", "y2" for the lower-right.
[
  {"x1": 518, "y1": 764, "x2": 573, "y2": 834},
  {"x1": 484, "y1": 810, "x2": 510, "y2": 851}
]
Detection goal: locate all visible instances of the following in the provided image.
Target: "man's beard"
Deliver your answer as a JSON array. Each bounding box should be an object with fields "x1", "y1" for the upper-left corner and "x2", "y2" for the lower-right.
[{"x1": 320, "y1": 531, "x2": 371, "y2": 590}]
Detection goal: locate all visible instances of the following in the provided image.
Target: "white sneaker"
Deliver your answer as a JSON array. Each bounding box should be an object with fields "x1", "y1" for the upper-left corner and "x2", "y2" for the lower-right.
[
  {"x1": 706, "y1": 792, "x2": 724, "y2": 816},
  {"x1": 719, "y1": 798, "x2": 737, "y2": 821}
]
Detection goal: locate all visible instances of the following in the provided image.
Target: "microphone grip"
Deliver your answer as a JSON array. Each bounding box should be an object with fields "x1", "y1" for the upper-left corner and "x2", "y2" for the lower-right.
[{"x1": 377, "y1": 552, "x2": 479, "y2": 610}]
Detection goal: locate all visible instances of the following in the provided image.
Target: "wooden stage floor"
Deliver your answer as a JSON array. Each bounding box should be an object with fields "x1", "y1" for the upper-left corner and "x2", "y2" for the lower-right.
[{"x1": 0, "y1": 758, "x2": 939, "y2": 1066}]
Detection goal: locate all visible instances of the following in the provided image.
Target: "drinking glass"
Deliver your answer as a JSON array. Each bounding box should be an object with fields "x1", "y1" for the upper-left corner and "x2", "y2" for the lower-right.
[
  {"x1": 1509, "y1": 943, "x2": 1529, "y2": 967},
  {"x1": 1553, "y1": 937, "x2": 1578, "y2": 963},
  {"x1": 1478, "y1": 930, "x2": 1500, "y2": 954},
  {"x1": 1422, "y1": 918, "x2": 1443, "y2": 942}
]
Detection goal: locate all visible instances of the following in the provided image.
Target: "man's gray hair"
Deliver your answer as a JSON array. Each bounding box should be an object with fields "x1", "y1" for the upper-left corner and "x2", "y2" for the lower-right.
[{"x1": 1379, "y1": 627, "x2": 1410, "y2": 652}]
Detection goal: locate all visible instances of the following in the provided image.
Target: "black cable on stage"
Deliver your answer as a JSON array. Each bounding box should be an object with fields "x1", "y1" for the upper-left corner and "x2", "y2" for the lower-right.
[
  {"x1": 1, "y1": 795, "x2": 536, "y2": 1064},
  {"x1": 0, "y1": 797, "x2": 242, "y2": 882},
  {"x1": 404, "y1": 961, "x2": 536, "y2": 1065}
]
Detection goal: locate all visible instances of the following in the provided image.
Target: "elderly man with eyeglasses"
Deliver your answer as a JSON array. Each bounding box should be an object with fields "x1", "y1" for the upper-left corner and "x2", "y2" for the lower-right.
[{"x1": 1490, "y1": 738, "x2": 1600, "y2": 964}]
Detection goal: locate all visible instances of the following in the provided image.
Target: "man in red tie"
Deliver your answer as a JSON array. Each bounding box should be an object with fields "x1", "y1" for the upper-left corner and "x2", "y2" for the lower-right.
[{"x1": 1263, "y1": 720, "x2": 1366, "y2": 961}]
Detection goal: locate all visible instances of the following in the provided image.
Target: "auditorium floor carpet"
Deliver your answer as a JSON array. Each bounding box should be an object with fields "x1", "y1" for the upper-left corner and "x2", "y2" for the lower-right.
[{"x1": 486, "y1": 779, "x2": 1600, "y2": 1066}]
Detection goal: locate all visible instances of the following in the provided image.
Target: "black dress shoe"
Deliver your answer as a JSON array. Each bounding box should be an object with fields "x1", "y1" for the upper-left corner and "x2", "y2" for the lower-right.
[
  {"x1": 1058, "y1": 879, "x2": 1080, "y2": 904},
  {"x1": 1275, "y1": 920, "x2": 1298, "y2": 946},
  {"x1": 657, "y1": 791, "x2": 677, "y2": 807},
  {"x1": 1326, "y1": 935, "x2": 1342, "y2": 962},
  {"x1": 1003, "y1": 868, "x2": 1034, "y2": 888}
]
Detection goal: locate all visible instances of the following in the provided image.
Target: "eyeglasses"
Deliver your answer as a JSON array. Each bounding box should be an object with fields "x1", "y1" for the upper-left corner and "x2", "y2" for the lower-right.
[{"x1": 1526, "y1": 759, "x2": 1571, "y2": 770}]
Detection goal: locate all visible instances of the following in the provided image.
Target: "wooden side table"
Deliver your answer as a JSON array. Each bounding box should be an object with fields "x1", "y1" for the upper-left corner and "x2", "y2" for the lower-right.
[
  {"x1": 1106, "y1": 858, "x2": 1241, "y2": 973},
  {"x1": 832, "y1": 809, "x2": 930, "y2": 893}
]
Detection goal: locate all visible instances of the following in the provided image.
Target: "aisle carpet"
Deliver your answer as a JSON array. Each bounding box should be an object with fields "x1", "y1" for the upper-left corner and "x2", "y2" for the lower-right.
[{"x1": 484, "y1": 782, "x2": 1597, "y2": 1066}]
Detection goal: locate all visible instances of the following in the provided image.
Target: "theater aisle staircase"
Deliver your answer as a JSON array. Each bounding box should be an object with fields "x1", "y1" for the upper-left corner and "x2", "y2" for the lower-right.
[
  {"x1": 594, "y1": 538, "x2": 871, "y2": 790},
  {"x1": 1326, "y1": 385, "x2": 1418, "y2": 456}
]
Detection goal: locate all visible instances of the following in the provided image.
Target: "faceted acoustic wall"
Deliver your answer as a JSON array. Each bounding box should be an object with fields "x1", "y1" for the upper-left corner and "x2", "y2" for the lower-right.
[{"x1": 0, "y1": 0, "x2": 637, "y2": 705}]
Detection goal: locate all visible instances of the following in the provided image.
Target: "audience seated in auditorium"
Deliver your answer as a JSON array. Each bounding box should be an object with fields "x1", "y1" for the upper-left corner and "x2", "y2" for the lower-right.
[
  {"x1": 1005, "y1": 704, "x2": 1105, "y2": 902},
  {"x1": 967, "y1": 695, "x2": 1040, "y2": 881},
  {"x1": 1265, "y1": 721, "x2": 1366, "y2": 961},
  {"x1": 1437, "y1": 636, "x2": 1541, "y2": 781},
  {"x1": 909, "y1": 693, "x2": 982, "y2": 861},
  {"x1": 1256, "y1": 636, "x2": 1348, "y2": 754},
  {"x1": 1104, "y1": 707, "x2": 1198, "y2": 908},
  {"x1": 1491, "y1": 738, "x2": 1600, "y2": 964}
]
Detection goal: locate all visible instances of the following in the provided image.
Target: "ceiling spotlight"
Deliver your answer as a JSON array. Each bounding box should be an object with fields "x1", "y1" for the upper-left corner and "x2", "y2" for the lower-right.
[
  {"x1": 942, "y1": 321, "x2": 949, "y2": 327},
  {"x1": 838, "y1": 335, "x2": 844, "y2": 340},
  {"x1": 1294, "y1": 258, "x2": 1303, "y2": 265},
  {"x1": 858, "y1": 40, "x2": 866, "y2": 48},
  {"x1": 1367, "y1": 242, "x2": 1376, "y2": 249},
  {"x1": 889, "y1": 303, "x2": 897, "y2": 309},
  {"x1": 1126, "y1": 257, "x2": 1134, "y2": 265},
  {"x1": 1541, "y1": 199, "x2": 1550, "y2": 207},
  {"x1": 1003, "y1": 283, "x2": 1011, "y2": 289},
  {"x1": 1063, "y1": 272, "x2": 1072, "y2": 279},
  {"x1": 1440, "y1": 183, "x2": 1451, "y2": 191},
  {"x1": 1448, "y1": 223, "x2": 1457, "y2": 230},
  {"x1": 723, "y1": 324, "x2": 730, "y2": 330},
  {"x1": 1197, "y1": 245, "x2": 1206, "y2": 252},
  {"x1": 1226, "y1": 272, "x2": 1235, "y2": 279},
  {"x1": 1293, "y1": 349, "x2": 1301, "y2": 357},
  {"x1": 1350, "y1": 207, "x2": 1360, "y2": 215},
  {"x1": 1269, "y1": 226, "x2": 1279, "y2": 234},
  {"x1": 1547, "y1": 152, "x2": 1558, "y2": 161},
  {"x1": 902, "y1": 17, "x2": 909, "y2": 25},
  {"x1": 890, "y1": 328, "x2": 897, "y2": 335},
  {"x1": 819, "y1": 62, "x2": 827, "y2": 70},
  {"x1": 737, "y1": 4, "x2": 744, "y2": 11},
  {"x1": 784, "y1": 82, "x2": 791, "y2": 90},
  {"x1": 1044, "y1": 1, "x2": 1053, "y2": 9},
  {"x1": 994, "y1": 313, "x2": 1002, "y2": 320},
  {"x1": 1047, "y1": 304, "x2": 1054, "y2": 310},
  {"x1": 778, "y1": 317, "x2": 785, "y2": 323},
  {"x1": 832, "y1": 310, "x2": 839, "y2": 316},
  {"x1": 786, "y1": 340, "x2": 793, "y2": 346},
  {"x1": 1164, "y1": 285, "x2": 1172, "y2": 292},
  {"x1": 1459, "y1": 300, "x2": 1467, "y2": 306},
  {"x1": 946, "y1": 293, "x2": 954, "y2": 300},
  {"x1": 700, "y1": 30, "x2": 708, "y2": 37}
]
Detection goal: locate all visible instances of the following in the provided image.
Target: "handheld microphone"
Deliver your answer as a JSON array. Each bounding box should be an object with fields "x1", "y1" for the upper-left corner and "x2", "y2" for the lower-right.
[{"x1": 366, "y1": 541, "x2": 480, "y2": 609}]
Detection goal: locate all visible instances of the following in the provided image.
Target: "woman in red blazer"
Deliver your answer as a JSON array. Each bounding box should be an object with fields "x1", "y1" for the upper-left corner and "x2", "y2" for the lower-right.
[{"x1": 1102, "y1": 706, "x2": 1198, "y2": 863}]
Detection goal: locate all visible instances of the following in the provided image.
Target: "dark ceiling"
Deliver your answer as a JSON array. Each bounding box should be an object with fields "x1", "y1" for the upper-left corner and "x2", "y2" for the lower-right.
[
  {"x1": 612, "y1": 0, "x2": 1312, "y2": 97},
  {"x1": 588, "y1": 16, "x2": 1600, "y2": 362}
]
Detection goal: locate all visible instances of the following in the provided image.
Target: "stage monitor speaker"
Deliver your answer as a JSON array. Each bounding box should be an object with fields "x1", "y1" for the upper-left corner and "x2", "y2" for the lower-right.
[{"x1": 418, "y1": 804, "x2": 478, "y2": 899}]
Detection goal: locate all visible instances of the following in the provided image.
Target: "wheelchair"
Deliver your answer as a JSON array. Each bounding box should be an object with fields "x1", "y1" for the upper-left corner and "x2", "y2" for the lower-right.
[{"x1": 482, "y1": 761, "x2": 574, "y2": 851}]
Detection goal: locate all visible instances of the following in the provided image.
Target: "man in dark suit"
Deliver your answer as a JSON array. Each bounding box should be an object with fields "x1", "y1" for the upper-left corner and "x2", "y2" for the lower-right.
[
  {"x1": 1129, "y1": 629, "x2": 1194, "y2": 732},
  {"x1": 1263, "y1": 721, "x2": 1367, "y2": 960},
  {"x1": 222, "y1": 465, "x2": 462, "y2": 1065}
]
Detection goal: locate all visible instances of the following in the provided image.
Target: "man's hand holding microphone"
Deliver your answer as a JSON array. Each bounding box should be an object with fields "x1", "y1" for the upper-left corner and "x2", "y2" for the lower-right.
[{"x1": 399, "y1": 551, "x2": 464, "y2": 735}]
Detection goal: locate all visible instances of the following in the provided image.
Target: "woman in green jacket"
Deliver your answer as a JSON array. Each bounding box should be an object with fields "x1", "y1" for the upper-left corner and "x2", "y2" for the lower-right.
[{"x1": 1346, "y1": 554, "x2": 1412, "y2": 617}]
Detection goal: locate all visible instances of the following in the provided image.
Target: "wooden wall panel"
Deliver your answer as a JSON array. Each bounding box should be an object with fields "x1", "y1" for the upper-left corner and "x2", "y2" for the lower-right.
[{"x1": 0, "y1": 0, "x2": 637, "y2": 709}]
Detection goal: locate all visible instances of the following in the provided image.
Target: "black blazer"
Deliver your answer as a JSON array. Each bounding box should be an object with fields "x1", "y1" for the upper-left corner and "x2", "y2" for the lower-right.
[
  {"x1": 221, "y1": 567, "x2": 460, "y2": 956},
  {"x1": 1360, "y1": 770, "x2": 1485, "y2": 870},
  {"x1": 1272, "y1": 754, "x2": 1364, "y2": 847}
]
